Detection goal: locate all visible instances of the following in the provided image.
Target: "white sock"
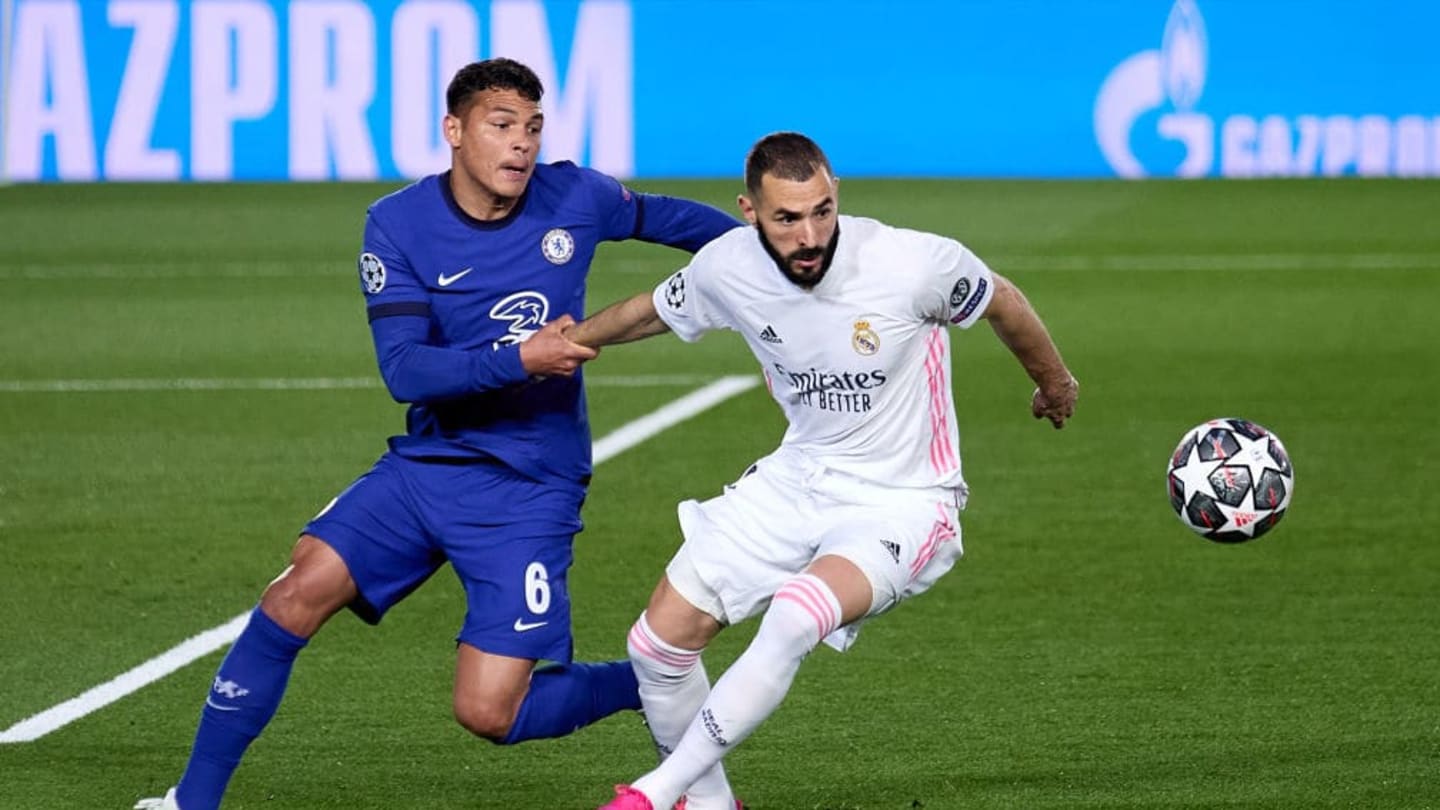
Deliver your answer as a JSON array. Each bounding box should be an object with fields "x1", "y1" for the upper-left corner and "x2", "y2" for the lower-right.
[
  {"x1": 627, "y1": 613, "x2": 736, "y2": 809},
  {"x1": 633, "y1": 574, "x2": 841, "y2": 808}
]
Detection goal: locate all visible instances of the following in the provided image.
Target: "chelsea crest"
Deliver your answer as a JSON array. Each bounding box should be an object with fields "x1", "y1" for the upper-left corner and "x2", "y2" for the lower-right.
[{"x1": 541, "y1": 228, "x2": 575, "y2": 265}]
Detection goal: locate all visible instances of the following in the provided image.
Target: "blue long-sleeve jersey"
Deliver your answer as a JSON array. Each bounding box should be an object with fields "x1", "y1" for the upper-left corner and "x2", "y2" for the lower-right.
[{"x1": 357, "y1": 162, "x2": 740, "y2": 485}]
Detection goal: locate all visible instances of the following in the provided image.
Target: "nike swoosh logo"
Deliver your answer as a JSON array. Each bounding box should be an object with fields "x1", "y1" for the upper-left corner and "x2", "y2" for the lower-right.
[
  {"x1": 513, "y1": 618, "x2": 549, "y2": 632},
  {"x1": 438, "y1": 267, "x2": 474, "y2": 287},
  {"x1": 205, "y1": 697, "x2": 241, "y2": 712}
]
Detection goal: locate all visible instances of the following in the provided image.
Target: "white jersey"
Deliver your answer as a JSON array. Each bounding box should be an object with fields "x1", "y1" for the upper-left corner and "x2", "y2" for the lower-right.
[{"x1": 652, "y1": 214, "x2": 995, "y2": 492}]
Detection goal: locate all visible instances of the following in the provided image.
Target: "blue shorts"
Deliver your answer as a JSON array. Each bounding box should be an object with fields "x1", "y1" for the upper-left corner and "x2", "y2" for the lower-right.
[{"x1": 303, "y1": 452, "x2": 585, "y2": 663}]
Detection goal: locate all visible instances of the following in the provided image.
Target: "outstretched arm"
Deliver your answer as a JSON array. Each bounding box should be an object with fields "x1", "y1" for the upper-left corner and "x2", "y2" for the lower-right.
[
  {"x1": 629, "y1": 193, "x2": 741, "y2": 253},
  {"x1": 983, "y1": 273, "x2": 1079, "y2": 429},
  {"x1": 372, "y1": 314, "x2": 596, "y2": 403},
  {"x1": 567, "y1": 292, "x2": 673, "y2": 349}
]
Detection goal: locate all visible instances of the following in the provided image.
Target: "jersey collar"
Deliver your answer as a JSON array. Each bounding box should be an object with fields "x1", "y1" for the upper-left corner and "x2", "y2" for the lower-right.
[{"x1": 439, "y1": 169, "x2": 531, "y2": 230}]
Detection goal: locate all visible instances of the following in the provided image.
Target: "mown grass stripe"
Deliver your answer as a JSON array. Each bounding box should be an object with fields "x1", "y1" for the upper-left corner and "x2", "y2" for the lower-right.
[
  {"x1": 0, "y1": 375, "x2": 760, "y2": 744},
  {"x1": 1, "y1": 252, "x2": 1436, "y2": 279},
  {"x1": 0, "y1": 374, "x2": 728, "y2": 393}
]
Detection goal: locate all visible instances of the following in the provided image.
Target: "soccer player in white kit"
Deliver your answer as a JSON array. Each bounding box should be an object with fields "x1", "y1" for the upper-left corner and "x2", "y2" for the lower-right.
[{"x1": 571, "y1": 133, "x2": 1079, "y2": 810}]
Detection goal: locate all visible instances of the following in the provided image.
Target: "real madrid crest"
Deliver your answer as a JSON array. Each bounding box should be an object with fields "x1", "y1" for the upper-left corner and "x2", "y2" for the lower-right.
[
  {"x1": 541, "y1": 228, "x2": 575, "y2": 265},
  {"x1": 851, "y1": 319, "x2": 880, "y2": 356}
]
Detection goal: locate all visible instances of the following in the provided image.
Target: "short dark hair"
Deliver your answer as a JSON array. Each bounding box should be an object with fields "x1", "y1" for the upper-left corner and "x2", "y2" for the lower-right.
[
  {"x1": 744, "y1": 132, "x2": 833, "y2": 198},
  {"x1": 446, "y1": 58, "x2": 544, "y2": 116}
]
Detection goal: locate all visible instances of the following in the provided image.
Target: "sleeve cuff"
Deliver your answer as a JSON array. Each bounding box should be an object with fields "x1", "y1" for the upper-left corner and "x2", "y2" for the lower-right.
[{"x1": 483, "y1": 342, "x2": 531, "y2": 387}]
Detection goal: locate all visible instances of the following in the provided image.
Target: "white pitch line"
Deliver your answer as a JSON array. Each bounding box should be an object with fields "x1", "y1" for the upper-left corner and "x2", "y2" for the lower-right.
[
  {"x1": 0, "y1": 377, "x2": 380, "y2": 393},
  {"x1": 0, "y1": 374, "x2": 760, "y2": 744},
  {"x1": 0, "y1": 262, "x2": 335, "y2": 279},
  {"x1": 592, "y1": 374, "x2": 759, "y2": 463},
  {"x1": 0, "y1": 615, "x2": 252, "y2": 744},
  {"x1": 988, "y1": 252, "x2": 1440, "y2": 272},
  {"x1": 2, "y1": 253, "x2": 1436, "y2": 280},
  {"x1": 0, "y1": 374, "x2": 725, "y2": 393}
]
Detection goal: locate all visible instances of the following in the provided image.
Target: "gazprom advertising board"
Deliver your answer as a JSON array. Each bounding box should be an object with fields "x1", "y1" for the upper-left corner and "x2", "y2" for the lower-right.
[{"x1": 1, "y1": 0, "x2": 1436, "y2": 181}]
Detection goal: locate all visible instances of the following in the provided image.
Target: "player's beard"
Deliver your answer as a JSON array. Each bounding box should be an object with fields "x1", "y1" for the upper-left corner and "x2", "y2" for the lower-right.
[{"x1": 757, "y1": 221, "x2": 841, "y2": 288}]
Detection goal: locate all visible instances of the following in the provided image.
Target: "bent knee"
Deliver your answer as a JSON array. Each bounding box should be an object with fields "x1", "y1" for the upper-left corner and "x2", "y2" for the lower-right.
[
  {"x1": 454, "y1": 698, "x2": 519, "y2": 742},
  {"x1": 258, "y1": 586, "x2": 330, "y2": 640},
  {"x1": 259, "y1": 541, "x2": 356, "y2": 638}
]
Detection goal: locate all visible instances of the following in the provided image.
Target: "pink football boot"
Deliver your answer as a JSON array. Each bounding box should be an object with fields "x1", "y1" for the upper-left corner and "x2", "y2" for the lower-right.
[{"x1": 599, "y1": 785, "x2": 655, "y2": 810}]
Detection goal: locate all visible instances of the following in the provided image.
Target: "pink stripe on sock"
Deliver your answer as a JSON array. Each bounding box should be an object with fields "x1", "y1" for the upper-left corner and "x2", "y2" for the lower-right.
[
  {"x1": 773, "y1": 591, "x2": 833, "y2": 639},
  {"x1": 776, "y1": 577, "x2": 840, "y2": 638},
  {"x1": 774, "y1": 586, "x2": 821, "y2": 620},
  {"x1": 789, "y1": 577, "x2": 840, "y2": 633},
  {"x1": 627, "y1": 623, "x2": 698, "y2": 670}
]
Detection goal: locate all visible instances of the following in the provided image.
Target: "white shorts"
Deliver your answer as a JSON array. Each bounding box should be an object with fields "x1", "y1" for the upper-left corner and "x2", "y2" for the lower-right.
[{"x1": 665, "y1": 448, "x2": 966, "y2": 652}]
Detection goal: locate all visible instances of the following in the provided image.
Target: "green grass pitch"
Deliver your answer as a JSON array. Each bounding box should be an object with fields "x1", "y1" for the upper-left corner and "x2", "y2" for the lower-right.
[{"x1": 1, "y1": 178, "x2": 1437, "y2": 809}]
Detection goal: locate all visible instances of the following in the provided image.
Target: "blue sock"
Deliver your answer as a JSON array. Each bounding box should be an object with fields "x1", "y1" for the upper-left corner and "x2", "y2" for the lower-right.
[
  {"x1": 175, "y1": 607, "x2": 308, "y2": 810},
  {"x1": 498, "y1": 659, "x2": 640, "y2": 744}
]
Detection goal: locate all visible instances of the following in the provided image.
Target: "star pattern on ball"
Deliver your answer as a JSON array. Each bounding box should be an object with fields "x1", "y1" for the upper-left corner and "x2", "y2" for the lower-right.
[
  {"x1": 1172, "y1": 443, "x2": 1222, "y2": 503},
  {"x1": 1229, "y1": 434, "x2": 1280, "y2": 497},
  {"x1": 1167, "y1": 419, "x2": 1294, "y2": 542}
]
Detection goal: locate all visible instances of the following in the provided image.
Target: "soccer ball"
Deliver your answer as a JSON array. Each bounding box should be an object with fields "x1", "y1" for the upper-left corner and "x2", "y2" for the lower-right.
[{"x1": 1166, "y1": 418, "x2": 1294, "y2": 543}]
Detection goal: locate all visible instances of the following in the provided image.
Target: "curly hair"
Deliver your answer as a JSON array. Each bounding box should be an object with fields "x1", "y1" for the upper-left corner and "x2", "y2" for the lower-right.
[{"x1": 446, "y1": 58, "x2": 544, "y2": 116}]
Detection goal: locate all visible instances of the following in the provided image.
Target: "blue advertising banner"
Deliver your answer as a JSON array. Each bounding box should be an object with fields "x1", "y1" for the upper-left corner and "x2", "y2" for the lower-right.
[{"x1": 1, "y1": 0, "x2": 1436, "y2": 181}]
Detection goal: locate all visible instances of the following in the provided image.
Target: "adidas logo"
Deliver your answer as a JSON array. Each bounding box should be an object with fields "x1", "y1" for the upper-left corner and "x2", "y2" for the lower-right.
[
  {"x1": 880, "y1": 540, "x2": 901, "y2": 563},
  {"x1": 758, "y1": 325, "x2": 783, "y2": 344}
]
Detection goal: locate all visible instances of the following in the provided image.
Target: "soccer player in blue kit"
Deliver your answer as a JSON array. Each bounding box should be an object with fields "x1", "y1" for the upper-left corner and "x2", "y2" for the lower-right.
[{"x1": 135, "y1": 58, "x2": 739, "y2": 810}]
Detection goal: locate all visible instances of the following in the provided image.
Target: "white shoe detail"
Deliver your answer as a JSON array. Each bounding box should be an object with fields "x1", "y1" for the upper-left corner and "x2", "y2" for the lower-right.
[{"x1": 133, "y1": 786, "x2": 180, "y2": 809}]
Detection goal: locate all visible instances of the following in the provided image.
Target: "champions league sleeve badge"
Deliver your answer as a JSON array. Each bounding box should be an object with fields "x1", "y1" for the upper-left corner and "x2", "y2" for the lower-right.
[
  {"x1": 949, "y1": 278, "x2": 971, "y2": 308},
  {"x1": 541, "y1": 228, "x2": 576, "y2": 265},
  {"x1": 663, "y1": 270, "x2": 686, "y2": 310},
  {"x1": 359, "y1": 252, "x2": 386, "y2": 294}
]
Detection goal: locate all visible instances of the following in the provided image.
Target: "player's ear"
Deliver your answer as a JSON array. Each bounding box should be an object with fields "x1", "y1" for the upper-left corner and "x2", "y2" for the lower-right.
[
  {"x1": 737, "y1": 194, "x2": 758, "y2": 225},
  {"x1": 443, "y1": 114, "x2": 463, "y2": 149}
]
